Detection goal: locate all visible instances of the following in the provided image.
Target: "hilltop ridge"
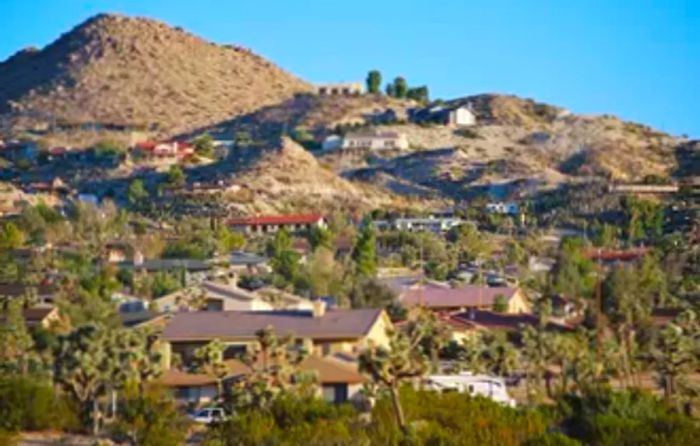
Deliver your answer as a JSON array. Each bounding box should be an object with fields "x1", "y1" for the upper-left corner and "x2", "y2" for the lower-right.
[{"x1": 0, "y1": 13, "x2": 312, "y2": 136}]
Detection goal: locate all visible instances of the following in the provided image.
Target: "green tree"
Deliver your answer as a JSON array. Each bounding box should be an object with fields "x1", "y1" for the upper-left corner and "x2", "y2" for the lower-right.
[
  {"x1": 126, "y1": 179, "x2": 149, "y2": 209},
  {"x1": 385, "y1": 82, "x2": 396, "y2": 97},
  {"x1": 493, "y1": 294, "x2": 508, "y2": 313},
  {"x1": 307, "y1": 226, "x2": 333, "y2": 251},
  {"x1": 366, "y1": 70, "x2": 382, "y2": 94},
  {"x1": 520, "y1": 300, "x2": 555, "y2": 400},
  {"x1": 0, "y1": 300, "x2": 36, "y2": 375},
  {"x1": 352, "y1": 219, "x2": 377, "y2": 278},
  {"x1": 306, "y1": 246, "x2": 344, "y2": 297},
  {"x1": 406, "y1": 85, "x2": 429, "y2": 103},
  {"x1": 113, "y1": 383, "x2": 188, "y2": 446},
  {"x1": 192, "y1": 133, "x2": 215, "y2": 158},
  {"x1": 652, "y1": 322, "x2": 696, "y2": 403},
  {"x1": 0, "y1": 223, "x2": 25, "y2": 250},
  {"x1": 447, "y1": 223, "x2": 493, "y2": 263},
  {"x1": 393, "y1": 76, "x2": 408, "y2": 98},
  {"x1": 268, "y1": 229, "x2": 300, "y2": 284},
  {"x1": 165, "y1": 165, "x2": 186, "y2": 188},
  {"x1": 216, "y1": 226, "x2": 246, "y2": 253}
]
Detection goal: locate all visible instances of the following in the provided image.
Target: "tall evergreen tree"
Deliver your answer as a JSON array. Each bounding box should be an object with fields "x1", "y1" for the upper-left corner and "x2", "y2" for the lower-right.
[
  {"x1": 352, "y1": 219, "x2": 377, "y2": 278},
  {"x1": 366, "y1": 70, "x2": 382, "y2": 94}
]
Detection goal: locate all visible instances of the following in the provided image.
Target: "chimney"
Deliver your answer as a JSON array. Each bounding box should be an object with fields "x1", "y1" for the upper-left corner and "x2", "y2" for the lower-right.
[{"x1": 312, "y1": 299, "x2": 326, "y2": 318}]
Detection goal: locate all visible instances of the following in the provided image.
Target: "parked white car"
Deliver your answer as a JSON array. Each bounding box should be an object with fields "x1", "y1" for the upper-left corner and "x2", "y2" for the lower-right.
[
  {"x1": 189, "y1": 407, "x2": 227, "y2": 424},
  {"x1": 423, "y1": 372, "x2": 517, "y2": 407}
]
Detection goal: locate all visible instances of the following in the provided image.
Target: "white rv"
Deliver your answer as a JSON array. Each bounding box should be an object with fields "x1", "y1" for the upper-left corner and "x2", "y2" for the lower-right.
[{"x1": 423, "y1": 372, "x2": 516, "y2": 407}]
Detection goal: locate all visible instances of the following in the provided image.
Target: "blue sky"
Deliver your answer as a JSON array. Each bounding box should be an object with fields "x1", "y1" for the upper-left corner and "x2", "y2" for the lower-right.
[{"x1": 1, "y1": 0, "x2": 698, "y2": 136}]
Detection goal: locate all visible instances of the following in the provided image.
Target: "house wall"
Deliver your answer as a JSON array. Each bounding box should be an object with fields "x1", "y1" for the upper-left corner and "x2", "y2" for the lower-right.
[
  {"x1": 173, "y1": 384, "x2": 218, "y2": 405},
  {"x1": 507, "y1": 290, "x2": 530, "y2": 313},
  {"x1": 320, "y1": 383, "x2": 364, "y2": 403},
  {"x1": 452, "y1": 107, "x2": 476, "y2": 126},
  {"x1": 360, "y1": 312, "x2": 392, "y2": 350}
]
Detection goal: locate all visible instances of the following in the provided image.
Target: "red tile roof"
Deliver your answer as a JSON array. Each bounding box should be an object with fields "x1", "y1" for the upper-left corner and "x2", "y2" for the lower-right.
[
  {"x1": 400, "y1": 285, "x2": 519, "y2": 309},
  {"x1": 136, "y1": 141, "x2": 158, "y2": 150},
  {"x1": 584, "y1": 247, "x2": 649, "y2": 262},
  {"x1": 228, "y1": 213, "x2": 324, "y2": 226}
]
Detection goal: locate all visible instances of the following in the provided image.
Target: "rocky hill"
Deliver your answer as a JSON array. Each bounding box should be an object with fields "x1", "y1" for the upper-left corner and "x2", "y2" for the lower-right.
[
  {"x1": 225, "y1": 137, "x2": 433, "y2": 214},
  {"x1": 0, "y1": 13, "x2": 311, "y2": 137}
]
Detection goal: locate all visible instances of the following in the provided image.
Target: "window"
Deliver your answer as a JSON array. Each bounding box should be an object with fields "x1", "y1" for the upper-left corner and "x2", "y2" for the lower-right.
[{"x1": 322, "y1": 384, "x2": 349, "y2": 403}]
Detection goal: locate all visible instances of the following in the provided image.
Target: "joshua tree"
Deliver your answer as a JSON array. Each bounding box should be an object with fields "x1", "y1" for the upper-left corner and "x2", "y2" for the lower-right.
[
  {"x1": 194, "y1": 339, "x2": 229, "y2": 397},
  {"x1": 359, "y1": 309, "x2": 434, "y2": 436},
  {"x1": 652, "y1": 322, "x2": 697, "y2": 403},
  {"x1": 229, "y1": 326, "x2": 308, "y2": 410},
  {"x1": 54, "y1": 324, "x2": 110, "y2": 435}
]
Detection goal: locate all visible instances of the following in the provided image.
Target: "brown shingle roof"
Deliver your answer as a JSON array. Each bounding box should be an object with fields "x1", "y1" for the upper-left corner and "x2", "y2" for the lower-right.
[
  {"x1": 400, "y1": 285, "x2": 519, "y2": 309},
  {"x1": 0, "y1": 283, "x2": 57, "y2": 297},
  {"x1": 162, "y1": 309, "x2": 383, "y2": 341},
  {"x1": 451, "y1": 310, "x2": 573, "y2": 332}
]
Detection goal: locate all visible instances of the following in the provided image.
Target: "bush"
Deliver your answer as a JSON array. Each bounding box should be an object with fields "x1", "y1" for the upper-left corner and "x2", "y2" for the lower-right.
[
  {"x1": 0, "y1": 376, "x2": 79, "y2": 432},
  {"x1": 112, "y1": 384, "x2": 189, "y2": 446},
  {"x1": 368, "y1": 387, "x2": 549, "y2": 446},
  {"x1": 557, "y1": 390, "x2": 700, "y2": 446},
  {"x1": 207, "y1": 393, "x2": 365, "y2": 446}
]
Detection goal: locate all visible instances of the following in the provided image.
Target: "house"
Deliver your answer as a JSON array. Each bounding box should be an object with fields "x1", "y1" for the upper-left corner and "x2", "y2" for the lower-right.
[
  {"x1": 152, "y1": 281, "x2": 315, "y2": 313},
  {"x1": 449, "y1": 309, "x2": 574, "y2": 333},
  {"x1": 225, "y1": 355, "x2": 365, "y2": 404},
  {"x1": 608, "y1": 184, "x2": 679, "y2": 195},
  {"x1": 316, "y1": 82, "x2": 364, "y2": 96},
  {"x1": 486, "y1": 202, "x2": 520, "y2": 215},
  {"x1": 583, "y1": 247, "x2": 649, "y2": 266},
  {"x1": 339, "y1": 130, "x2": 409, "y2": 151},
  {"x1": 160, "y1": 355, "x2": 365, "y2": 405},
  {"x1": 228, "y1": 251, "x2": 270, "y2": 273},
  {"x1": 0, "y1": 283, "x2": 58, "y2": 305},
  {"x1": 410, "y1": 104, "x2": 476, "y2": 127},
  {"x1": 374, "y1": 216, "x2": 464, "y2": 233},
  {"x1": 0, "y1": 306, "x2": 61, "y2": 329},
  {"x1": 228, "y1": 213, "x2": 326, "y2": 234},
  {"x1": 160, "y1": 369, "x2": 219, "y2": 405},
  {"x1": 134, "y1": 141, "x2": 194, "y2": 159},
  {"x1": 399, "y1": 285, "x2": 530, "y2": 314},
  {"x1": 112, "y1": 293, "x2": 162, "y2": 327},
  {"x1": 22, "y1": 307, "x2": 61, "y2": 328},
  {"x1": 161, "y1": 307, "x2": 392, "y2": 367},
  {"x1": 104, "y1": 241, "x2": 135, "y2": 263}
]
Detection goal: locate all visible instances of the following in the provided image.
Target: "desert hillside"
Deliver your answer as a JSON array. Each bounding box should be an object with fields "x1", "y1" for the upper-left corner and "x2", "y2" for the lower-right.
[
  {"x1": 0, "y1": 13, "x2": 312, "y2": 137},
  {"x1": 225, "y1": 137, "x2": 432, "y2": 214}
]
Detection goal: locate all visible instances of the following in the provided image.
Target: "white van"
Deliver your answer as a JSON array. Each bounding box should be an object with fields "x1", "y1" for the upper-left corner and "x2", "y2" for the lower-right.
[{"x1": 423, "y1": 372, "x2": 516, "y2": 407}]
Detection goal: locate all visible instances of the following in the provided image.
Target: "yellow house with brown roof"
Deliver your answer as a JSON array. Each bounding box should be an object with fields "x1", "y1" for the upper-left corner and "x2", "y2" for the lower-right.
[{"x1": 160, "y1": 307, "x2": 392, "y2": 369}]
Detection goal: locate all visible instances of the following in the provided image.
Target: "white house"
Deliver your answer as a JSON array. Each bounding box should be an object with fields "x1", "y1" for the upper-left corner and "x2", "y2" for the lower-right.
[
  {"x1": 373, "y1": 217, "x2": 464, "y2": 233},
  {"x1": 340, "y1": 130, "x2": 409, "y2": 151},
  {"x1": 486, "y1": 202, "x2": 520, "y2": 215},
  {"x1": 448, "y1": 105, "x2": 477, "y2": 126}
]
